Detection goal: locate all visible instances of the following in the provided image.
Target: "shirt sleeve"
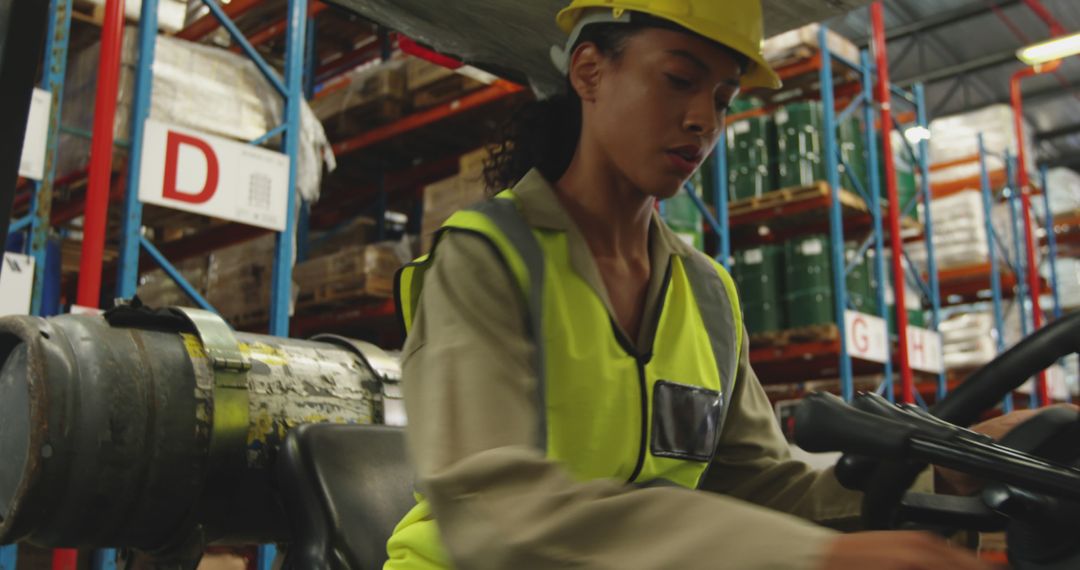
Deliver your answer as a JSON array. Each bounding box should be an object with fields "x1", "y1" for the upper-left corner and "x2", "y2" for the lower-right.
[
  {"x1": 698, "y1": 330, "x2": 865, "y2": 524},
  {"x1": 401, "y1": 231, "x2": 839, "y2": 570}
]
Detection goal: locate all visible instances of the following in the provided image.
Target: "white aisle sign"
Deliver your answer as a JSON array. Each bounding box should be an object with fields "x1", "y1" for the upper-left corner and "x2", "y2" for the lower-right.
[
  {"x1": 19, "y1": 88, "x2": 51, "y2": 181},
  {"x1": 0, "y1": 254, "x2": 35, "y2": 316},
  {"x1": 907, "y1": 326, "x2": 944, "y2": 374},
  {"x1": 139, "y1": 119, "x2": 289, "y2": 231},
  {"x1": 844, "y1": 310, "x2": 889, "y2": 364}
]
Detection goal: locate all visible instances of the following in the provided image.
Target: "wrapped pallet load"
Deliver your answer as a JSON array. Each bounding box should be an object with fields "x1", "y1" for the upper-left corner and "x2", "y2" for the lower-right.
[
  {"x1": 58, "y1": 28, "x2": 334, "y2": 205},
  {"x1": 928, "y1": 104, "x2": 1035, "y2": 187}
]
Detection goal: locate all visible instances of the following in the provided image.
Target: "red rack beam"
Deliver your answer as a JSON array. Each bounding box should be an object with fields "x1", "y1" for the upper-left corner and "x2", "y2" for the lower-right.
[
  {"x1": 1011, "y1": 60, "x2": 1062, "y2": 407},
  {"x1": 176, "y1": 0, "x2": 263, "y2": 41},
  {"x1": 77, "y1": 0, "x2": 125, "y2": 309},
  {"x1": 872, "y1": 2, "x2": 916, "y2": 404},
  {"x1": 230, "y1": 1, "x2": 329, "y2": 53}
]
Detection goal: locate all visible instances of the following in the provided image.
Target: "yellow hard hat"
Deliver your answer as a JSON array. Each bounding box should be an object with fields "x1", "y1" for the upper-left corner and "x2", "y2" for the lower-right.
[{"x1": 554, "y1": 0, "x2": 782, "y2": 90}]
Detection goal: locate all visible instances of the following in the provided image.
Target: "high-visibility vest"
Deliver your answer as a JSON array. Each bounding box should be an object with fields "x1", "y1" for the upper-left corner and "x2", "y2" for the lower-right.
[{"x1": 387, "y1": 191, "x2": 743, "y2": 569}]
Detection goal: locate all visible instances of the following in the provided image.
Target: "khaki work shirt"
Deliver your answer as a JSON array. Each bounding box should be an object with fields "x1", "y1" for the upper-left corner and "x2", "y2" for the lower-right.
[{"x1": 399, "y1": 169, "x2": 865, "y2": 569}]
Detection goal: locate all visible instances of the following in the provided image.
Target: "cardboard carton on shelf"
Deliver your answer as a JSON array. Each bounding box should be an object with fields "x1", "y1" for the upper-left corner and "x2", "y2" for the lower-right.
[
  {"x1": 459, "y1": 146, "x2": 494, "y2": 187},
  {"x1": 294, "y1": 241, "x2": 413, "y2": 307},
  {"x1": 312, "y1": 62, "x2": 408, "y2": 139},
  {"x1": 762, "y1": 23, "x2": 859, "y2": 67},
  {"x1": 420, "y1": 174, "x2": 488, "y2": 254},
  {"x1": 404, "y1": 57, "x2": 485, "y2": 110}
]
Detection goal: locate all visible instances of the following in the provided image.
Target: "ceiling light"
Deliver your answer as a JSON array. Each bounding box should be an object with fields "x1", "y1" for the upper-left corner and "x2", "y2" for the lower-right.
[{"x1": 1017, "y1": 31, "x2": 1080, "y2": 66}]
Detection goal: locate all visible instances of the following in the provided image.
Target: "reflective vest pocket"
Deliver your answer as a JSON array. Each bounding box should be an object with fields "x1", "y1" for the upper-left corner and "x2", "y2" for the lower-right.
[{"x1": 649, "y1": 380, "x2": 723, "y2": 462}]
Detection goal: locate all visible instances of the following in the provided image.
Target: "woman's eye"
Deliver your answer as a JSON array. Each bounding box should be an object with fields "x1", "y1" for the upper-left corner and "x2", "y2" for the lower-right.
[{"x1": 665, "y1": 73, "x2": 692, "y2": 89}]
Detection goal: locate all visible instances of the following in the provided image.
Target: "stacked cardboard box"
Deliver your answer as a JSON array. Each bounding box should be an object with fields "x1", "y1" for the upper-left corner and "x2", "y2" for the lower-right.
[
  {"x1": 311, "y1": 61, "x2": 407, "y2": 140},
  {"x1": 419, "y1": 148, "x2": 492, "y2": 254},
  {"x1": 762, "y1": 23, "x2": 859, "y2": 67},
  {"x1": 294, "y1": 241, "x2": 412, "y2": 307},
  {"x1": 205, "y1": 235, "x2": 285, "y2": 327},
  {"x1": 308, "y1": 216, "x2": 376, "y2": 259},
  {"x1": 404, "y1": 57, "x2": 485, "y2": 110},
  {"x1": 137, "y1": 256, "x2": 211, "y2": 308}
]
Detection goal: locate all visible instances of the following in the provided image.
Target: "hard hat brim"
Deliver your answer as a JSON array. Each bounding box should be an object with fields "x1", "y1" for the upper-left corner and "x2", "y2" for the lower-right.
[{"x1": 556, "y1": 5, "x2": 782, "y2": 91}]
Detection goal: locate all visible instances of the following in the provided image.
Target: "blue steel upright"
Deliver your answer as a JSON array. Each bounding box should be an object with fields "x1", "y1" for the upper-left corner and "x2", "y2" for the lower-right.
[
  {"x1": 1006, "y1": 153, "x2": 1036, "y2": 407},
  {"x1": 713, "y1": 134, "x2": 730, "y2": 268},
  {"x1": 818, "y1": 25, "x2": 853, "y2": 401},
  {"x1": 268, "y1": 0, "x2": 308, "y2": 337},
  {"x1": 914, "y1": 84, "x2": 945, "y2": 401},
  {"x1": 261, "y1": 0, "x2": 309, "y2": 564},
  {"x1": 0, "y1": 544, "x2": 13, "y2": 570},
  {"x1": 117, "y1": 0, "x2": 161, "y2": 298},
  {"x1": 1005, "y1": 154, "x2": 1031, "y2": 339},
  {"x1": 1038, "y1": 165, "x2": 1063, "y2": 321},
  {"x1": 28, "y1": 0, "x2": 73, "y2": 315},
  {"x1": 978, "y1": 135, "x2": 1012, "y2": 412},
  {"x1": 861, "y1": 50, "x2": 894, "y2": 402}
]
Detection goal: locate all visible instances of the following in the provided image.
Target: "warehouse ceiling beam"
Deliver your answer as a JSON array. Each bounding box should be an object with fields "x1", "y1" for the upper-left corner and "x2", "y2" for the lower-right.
[
  {"x1": 855, "y1": 0, "x2": 1021, "y2": 47},
  {"x1": 1036, "y1": 122, "x2": 1080, "y2": 142},
  {"x1": 177, "y1": 0, "x2": 263, "y2": 41},
  {"x1": 896, "y1": 48, "x2": 1019, "y2": 87},
  {"x1": 881, "y1": 0, "x2": 1001, "y2": 106}
]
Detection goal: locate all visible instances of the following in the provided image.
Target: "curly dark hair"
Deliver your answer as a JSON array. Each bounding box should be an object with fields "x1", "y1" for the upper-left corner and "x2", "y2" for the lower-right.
[{"x1": 483, "y1": 13, "x2": 748, "y2": 193}]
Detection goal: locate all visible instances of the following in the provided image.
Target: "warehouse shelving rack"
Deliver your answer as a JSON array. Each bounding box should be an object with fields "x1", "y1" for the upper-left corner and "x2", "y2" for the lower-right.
[
  {"x1": 5, "y1": 0, "x2": 72, "y2": 318},
  {"x1": 972, "y1": 138, "x2": 1069, "y2": 411},
  {"x1": 701, "y1": 7, "x2": 946, "y2": 406},
  {"x1": 113, "y1": 0, "x2": 310, "y2": 345},
  {"x1": 11, "y1": 0, "x2": 528, "y2": 345},
  {"x1": 3, "y1": 2, "x2": 77, "y2": 567}
]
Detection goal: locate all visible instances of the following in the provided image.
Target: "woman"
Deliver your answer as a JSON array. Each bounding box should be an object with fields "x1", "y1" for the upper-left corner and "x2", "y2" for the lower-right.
[{"x1": 386, "y1": 2, "x2": 1003, "y2": 568}]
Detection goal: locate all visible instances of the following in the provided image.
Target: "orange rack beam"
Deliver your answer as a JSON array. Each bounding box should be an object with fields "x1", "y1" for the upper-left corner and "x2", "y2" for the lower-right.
[{"x1": 332, "y1": 79, "x2": 525, "y2": 157}]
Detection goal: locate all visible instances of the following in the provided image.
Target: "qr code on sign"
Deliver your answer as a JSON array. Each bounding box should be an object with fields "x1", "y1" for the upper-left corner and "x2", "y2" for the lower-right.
[{"x1": 249, "y1": 173, "x2": 271, "y2": 210}]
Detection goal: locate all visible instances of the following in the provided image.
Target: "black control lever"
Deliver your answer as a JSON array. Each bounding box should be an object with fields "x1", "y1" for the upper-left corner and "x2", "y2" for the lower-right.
[
  {"x1": 797, "y1": 392, "x2": 1080, "y2": 501},
  {"x1": 795, "y1": 392, "x2": 919, "y2": 456},
  {"x1": 897, "y1": 402, "x2": 993, "y2": 444},
  {"x1": 833, "y1": 393, "x2": 928, "y2": 491}
]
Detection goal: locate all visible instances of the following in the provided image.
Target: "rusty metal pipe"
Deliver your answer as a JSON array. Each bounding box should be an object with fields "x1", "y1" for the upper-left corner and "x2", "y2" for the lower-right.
[{"x1": 0, "y1": 312, "x2": 396, "y2": 551}]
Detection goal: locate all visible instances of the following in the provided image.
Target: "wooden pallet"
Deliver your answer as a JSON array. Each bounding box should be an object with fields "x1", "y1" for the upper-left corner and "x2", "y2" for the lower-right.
[
  {"x1": 749, "y1": 329, "x2": 787, "y2": 348},
  {"x1": 751, "y1": 323, "x2": 840, "y2": 348},
  {"x1": 729, "y1": 182, "x2": 867, "y2": 219},
  {"x1": 296, "y1": 279, "x2": 393, "y2": 311},
  {"x1": 785, "y1": 323, "x2": 840, "y2": 343}
]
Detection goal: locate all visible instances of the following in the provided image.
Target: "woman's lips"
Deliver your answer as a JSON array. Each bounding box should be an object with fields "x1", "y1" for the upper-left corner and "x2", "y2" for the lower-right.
[{"x1": 666, "y1": 150, "x2": 700, "y2": 175}]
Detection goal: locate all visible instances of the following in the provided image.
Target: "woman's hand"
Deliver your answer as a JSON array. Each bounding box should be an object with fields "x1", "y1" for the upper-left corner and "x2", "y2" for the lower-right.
[
  {"x1": 818, "y1": 532, "x2": 996, "y2": 570},
  {"x1": 936, "y1": 404, "x2": 1080, "y2": 495}
]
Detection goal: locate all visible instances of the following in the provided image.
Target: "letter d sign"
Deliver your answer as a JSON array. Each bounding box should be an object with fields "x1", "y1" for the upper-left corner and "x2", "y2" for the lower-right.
[
  {"x1": 163, "y1": 130, "x2": 219, "y2": 204},
  {"x1": 140, "y1": 119, "x2": 290, "y2": 231}
]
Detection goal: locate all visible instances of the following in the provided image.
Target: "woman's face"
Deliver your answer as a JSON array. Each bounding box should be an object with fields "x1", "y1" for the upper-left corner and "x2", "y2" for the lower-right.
[{"x1": 574, "y1": 27, "x2": 743, "y2": 200}]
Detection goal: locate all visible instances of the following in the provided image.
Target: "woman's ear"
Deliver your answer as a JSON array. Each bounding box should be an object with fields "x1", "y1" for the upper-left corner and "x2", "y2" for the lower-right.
[{"x1": 568, "y1": 42, "x2": 603, "y2": 103}]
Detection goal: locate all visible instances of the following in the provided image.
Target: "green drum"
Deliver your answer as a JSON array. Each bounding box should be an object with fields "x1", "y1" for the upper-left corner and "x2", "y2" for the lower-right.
[
  {"x1": 775, "y1": 102, "x2": 825, "y2": 190},
  {"x1": 728, "y1": 114, "x2": 776, "y2": 202},
  {"x1": 733, "y1": 245, "x2": 784, "y2": 333}
]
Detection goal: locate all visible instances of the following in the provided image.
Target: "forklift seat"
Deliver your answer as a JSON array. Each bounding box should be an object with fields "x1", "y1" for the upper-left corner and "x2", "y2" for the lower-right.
[{"x1": 277, "y1": 424, "x2": 414, "y2": 570}]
